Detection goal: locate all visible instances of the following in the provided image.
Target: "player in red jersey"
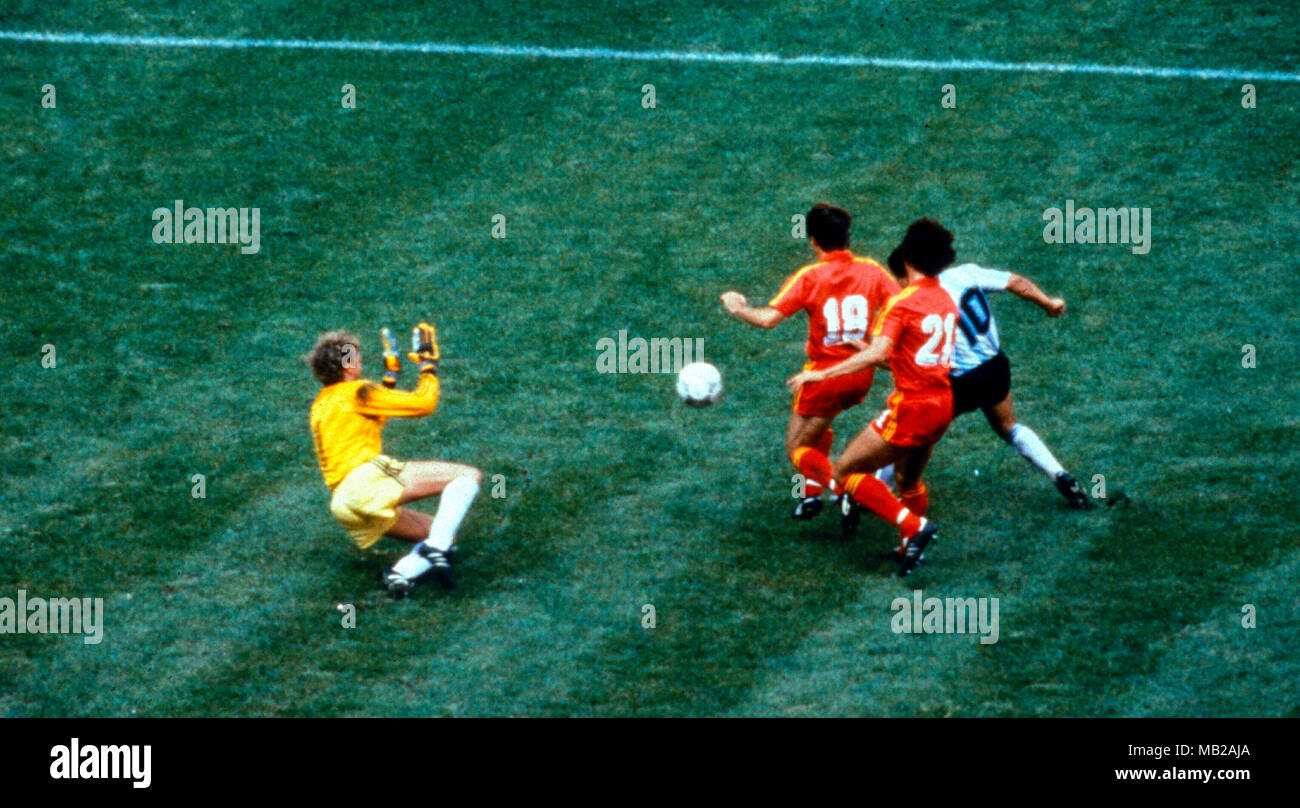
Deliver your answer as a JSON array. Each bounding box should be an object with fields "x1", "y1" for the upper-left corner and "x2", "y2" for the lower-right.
[
  {"x1": 721, "y1": 203, "x2": 900, "y2": 521},
  {"x1": 787, "y1": 219, "x2": 959, "y2": 575}
]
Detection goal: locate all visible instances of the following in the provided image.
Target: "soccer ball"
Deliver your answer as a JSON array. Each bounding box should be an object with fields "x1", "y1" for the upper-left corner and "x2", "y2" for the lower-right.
[{"x1": 676, "y1": 362, "x2": 723, "y2": 407}]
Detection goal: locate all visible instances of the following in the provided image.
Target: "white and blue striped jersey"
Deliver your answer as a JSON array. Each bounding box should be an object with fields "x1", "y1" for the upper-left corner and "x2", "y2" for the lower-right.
[{"x1": 938, "y1": 263, "x2": 1013, "y2": 377}]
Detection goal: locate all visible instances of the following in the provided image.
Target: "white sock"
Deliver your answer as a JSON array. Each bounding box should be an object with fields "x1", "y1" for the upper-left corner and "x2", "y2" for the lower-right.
[
  {"x1": 423, "y1": 475, "x2": 480, "y2": 552},
  {"x1": 1007, "y1": 424, "x2": 1065, "y2": 479},
  {"x1": 875, "y1": 463, "x2": 897, "y2": 491},
  {"x1": 392, "y1": 551, "x2": 432, "y2": 581}
]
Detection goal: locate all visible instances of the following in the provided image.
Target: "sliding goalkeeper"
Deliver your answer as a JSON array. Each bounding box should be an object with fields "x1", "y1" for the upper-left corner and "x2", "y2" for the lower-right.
[{"x1": 307, "y1": 323, "x2": 481, "y2": 598}]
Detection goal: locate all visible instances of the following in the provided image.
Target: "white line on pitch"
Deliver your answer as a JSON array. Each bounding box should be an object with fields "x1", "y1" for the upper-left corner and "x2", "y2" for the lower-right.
[{"x1": 2, "y1": 30, "x2": 1297, "y2": 83}]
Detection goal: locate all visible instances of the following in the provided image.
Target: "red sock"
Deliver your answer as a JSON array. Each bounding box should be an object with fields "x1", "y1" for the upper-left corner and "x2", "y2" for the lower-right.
[
  {"x1": 792, "y1": 445, "x2": 833, "y2": 498},
  {"x1": 844, "y1": 473, "x2": 923, "y2": 538},
  {"x1": 900, "y1": 482, "x2": 928, "y2": 517},
  {"x1": 816, "y1": 430, "x2": 835, "y2": 494},
  {"x1": 898, "y1": 483, "x2": 929, "y2": 544}
]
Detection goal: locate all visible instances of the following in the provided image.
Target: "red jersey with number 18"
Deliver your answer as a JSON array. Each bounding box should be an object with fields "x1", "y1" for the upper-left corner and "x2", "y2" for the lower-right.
[
  {"x1": 870, "y1": 277, "x2": 959, "y2": 394},
  {"x1": 768, "y1": 250, "x2": 901, "y2": 366}
]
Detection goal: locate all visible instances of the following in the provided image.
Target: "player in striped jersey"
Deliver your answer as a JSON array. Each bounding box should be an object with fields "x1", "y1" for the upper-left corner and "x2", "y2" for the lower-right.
[
  {"x1": 878, "y1": 250, "x2": 1091, "y2": 508},
  {"x1": 721, "y1": 203, "x2": 899, "y2": 521}
]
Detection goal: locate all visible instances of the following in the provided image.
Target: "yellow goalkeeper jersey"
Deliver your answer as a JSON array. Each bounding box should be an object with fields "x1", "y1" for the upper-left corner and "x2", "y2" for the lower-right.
[{"x1": 310, "y1": 374, "x2": 440, "y2": 489}]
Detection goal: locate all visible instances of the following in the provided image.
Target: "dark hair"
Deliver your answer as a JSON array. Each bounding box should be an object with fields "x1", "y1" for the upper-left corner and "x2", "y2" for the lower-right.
[
  {"x1": 806, "y1": 203, "x2": 851, "y2": 251},
  {"x1": 308, "y1": 331, "x2": 360, "y2": 385},
  {"x1": 886, "y1": 246, "x2": 906, "y2": 280},
  {"x1": 896, "y1": 218, "x2": 955, "y2": 276}
]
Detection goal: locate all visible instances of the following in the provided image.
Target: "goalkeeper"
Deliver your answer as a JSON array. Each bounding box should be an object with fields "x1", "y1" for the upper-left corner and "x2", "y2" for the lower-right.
[{"x1": 307, "y1": 323, "x2": 481, "y2": 597}]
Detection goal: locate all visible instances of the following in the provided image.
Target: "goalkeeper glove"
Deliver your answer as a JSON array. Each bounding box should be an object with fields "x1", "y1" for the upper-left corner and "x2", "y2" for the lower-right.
[
  {"x1": 407, "y1": 321, "x2": 440, "y2": 374},
  {"x1": 380, "y1": 328, "x2": 402, "y2": 388}
]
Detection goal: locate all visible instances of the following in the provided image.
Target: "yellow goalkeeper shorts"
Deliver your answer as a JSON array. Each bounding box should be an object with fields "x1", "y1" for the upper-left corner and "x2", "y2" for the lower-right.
[{"x1": 329, "y1": 455, "x2": 408, "y2": 549}]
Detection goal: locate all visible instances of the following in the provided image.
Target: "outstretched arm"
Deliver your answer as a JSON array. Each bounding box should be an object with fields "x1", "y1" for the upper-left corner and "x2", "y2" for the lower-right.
[
  {"x1": 1007, "y1": 273, "x2": 1066, "y2": 317},
  {"x1": 356, "y1": 372, "x2": 440, "y2": 417},
  {"x1": 721, "y1": 291, "x2": 786, "y2": 329},
  {"x1": 786, "y1": 335, "x2": 894, "y2": 391}
]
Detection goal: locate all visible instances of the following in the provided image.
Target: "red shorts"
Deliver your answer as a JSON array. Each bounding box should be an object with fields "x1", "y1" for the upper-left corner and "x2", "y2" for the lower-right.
[
  {"x1": 793, "y1": 362, "x2": 875, "y2": 418},
  {"x1": 871, "y1": 390, "x2": 953, "y2": 447}
]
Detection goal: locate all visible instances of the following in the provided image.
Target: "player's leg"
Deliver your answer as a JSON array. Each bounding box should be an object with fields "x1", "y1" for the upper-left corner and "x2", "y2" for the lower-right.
[
  {"x1": 835, "y1": 396, "x2": 944, "y2": 573},
  {"x1": 982, "y1": 394, "x2": 1089, "y2": 508},
  {"x1": 399, "y1": 461, "x2": 482, "y2": 552},
  {"x1": 882, "y1": 363, "x2": 977, "y2": 503},
  {"x1": 395, "y1": 460, "x2": 482, "y2": 505},
  {"x1": 891, "y1": 443, "x2": 940, "y2": 571},
  {"x1": 833, "y1": 428, "x2": 928, "y2": 547},
  {"x1": 833, "y1": 425, "x2": 897, "y2": 479},
  {"x1": 832, "y1": 410, "x2": 900, "y2": 538},
  {"x1": 383, "y1": 508, "x2": 433, "y2": 542},
  {"x1": 895, "y1": 441, "x2": 935, "y2": 520},
  {"x1": 874, "y1": 463, "x2": 897, "y2": 494},
  {"x1": 879, "y1": 443, "x2": 936, "y2": 563},
  {"x1": 385, "y1": 461, "x2": 483, "y2": 591},
  {"x1": 786, "y1": 412, "x2": 835, "y2": 519},
  {"x1": 981, "y1": 392, "x2": 1018, "y2": 442}
]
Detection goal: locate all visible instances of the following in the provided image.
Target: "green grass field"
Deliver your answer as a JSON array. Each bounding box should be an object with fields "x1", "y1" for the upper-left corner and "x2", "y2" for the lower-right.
[{"x1": 1, "y1": 1, "x2": 1297, "y2": 717}]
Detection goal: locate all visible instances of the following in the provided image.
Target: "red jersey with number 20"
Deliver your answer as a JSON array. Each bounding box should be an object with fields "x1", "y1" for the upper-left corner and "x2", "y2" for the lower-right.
[
  {"x1": 768, "y1": 250, "x2": 901, "y2": 366},
  {"x1": 871, "y1": 277, "x2": 960, "y2": 394}
]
